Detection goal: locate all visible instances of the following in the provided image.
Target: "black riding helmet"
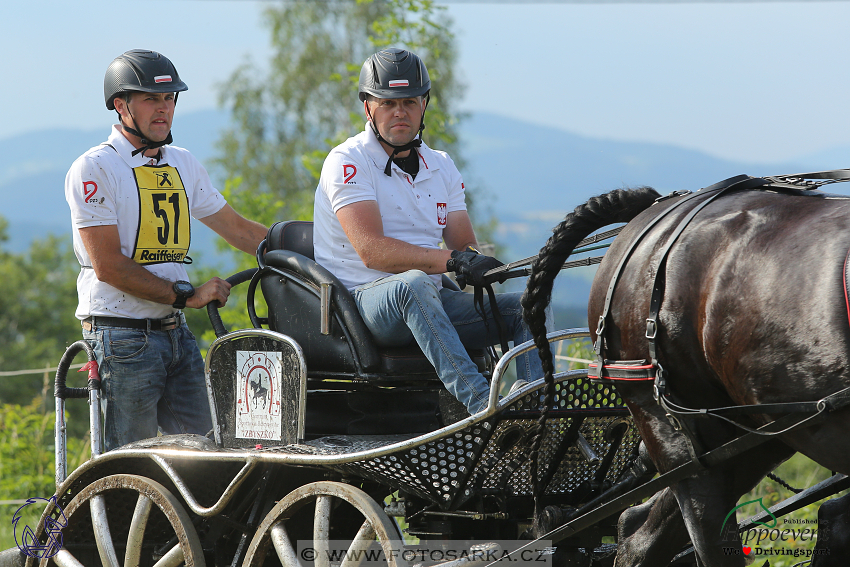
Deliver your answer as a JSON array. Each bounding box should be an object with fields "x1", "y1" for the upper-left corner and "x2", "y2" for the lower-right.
[
  {"x1": 104, "y1": 50, "x2": 188, "y2": 156},
  {"x1": 359, "y1": 48, "x2": 431, "y2": 176},
  {"x1": 358, "y1": 48, "x2": 431, "y2": 101}
]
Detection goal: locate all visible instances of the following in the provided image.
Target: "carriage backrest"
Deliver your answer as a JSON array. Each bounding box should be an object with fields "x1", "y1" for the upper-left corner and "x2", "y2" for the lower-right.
[{"x1": 266, "y1": 220, "x2": 314, "y2": 259}]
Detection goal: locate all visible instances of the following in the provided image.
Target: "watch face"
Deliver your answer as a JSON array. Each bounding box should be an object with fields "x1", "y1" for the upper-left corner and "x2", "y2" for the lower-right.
[{"x1": 174, "y1": 281, "x2": 194, "y2": 295}]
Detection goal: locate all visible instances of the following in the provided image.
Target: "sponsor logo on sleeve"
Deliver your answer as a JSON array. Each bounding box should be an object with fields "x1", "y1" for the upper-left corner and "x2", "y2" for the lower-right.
[
  {"x1": 83, "y1": 181, "x2": 98, "y2": 203},
  {"x1": 343, "y1": 164, "x2": 357, "y2": 184}
]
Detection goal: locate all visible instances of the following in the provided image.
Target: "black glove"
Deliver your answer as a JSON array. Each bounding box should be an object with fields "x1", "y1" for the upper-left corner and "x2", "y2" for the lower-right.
[{"x1": 446, "y1": 248, "x2": 504, "y2": 289}]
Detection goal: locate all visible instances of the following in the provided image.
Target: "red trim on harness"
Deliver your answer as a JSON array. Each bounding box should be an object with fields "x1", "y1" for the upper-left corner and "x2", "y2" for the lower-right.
[{"x1": 587, "y1": 362, "x2": 656, "y2": 381}]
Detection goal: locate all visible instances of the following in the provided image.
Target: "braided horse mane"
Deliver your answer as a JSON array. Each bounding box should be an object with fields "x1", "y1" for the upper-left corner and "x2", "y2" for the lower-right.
[{"x1": 519, "y1": 187, "x2": 661, "y2": 521}]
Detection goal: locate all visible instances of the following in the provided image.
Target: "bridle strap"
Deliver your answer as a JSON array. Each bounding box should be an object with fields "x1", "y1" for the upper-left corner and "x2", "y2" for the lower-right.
[{"x1": 645, "y1": 176, "x2": 769, "y2": 380}]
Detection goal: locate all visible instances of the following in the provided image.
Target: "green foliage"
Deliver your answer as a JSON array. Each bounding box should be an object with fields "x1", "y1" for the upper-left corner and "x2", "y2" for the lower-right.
[
  {"x1": 0, "y1": 400, "x2": 91, "y2": 550},
  {"x1": 552, "y1": 337, "x2": 593, "y2": 371},
  {"x1": 214, "y1": 0, "x2": 489, "y2": 240},
  {"x1": 214, "y1": 0, "x2": 386, "y2": 226},
  {"x1": 0, "y1": 225, "x2": 82, "y2": 412}
]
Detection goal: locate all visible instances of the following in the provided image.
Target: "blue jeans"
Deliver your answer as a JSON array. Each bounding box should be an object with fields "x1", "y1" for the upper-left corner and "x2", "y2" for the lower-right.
[
  {"x1": 352, "y1": 270, "x2": 549, "y2": 414},
  {"x1": 83, "y1": 317, "x2": 212, "y2": 451}
]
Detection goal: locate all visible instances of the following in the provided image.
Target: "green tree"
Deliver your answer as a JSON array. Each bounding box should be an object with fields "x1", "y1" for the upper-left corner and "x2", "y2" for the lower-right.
[
  {"x1": 0, "y1": 400, "x2": 91, "y2": 550},
  {"x1": 214, "y1": 0, "x2": 470, "y2": 238},
  {"x1": 209, "y1": 0, "x2": 477, "y2": 337},
  {"x1": 0, "y1": 223, "x2": 82, "y2": 410}
]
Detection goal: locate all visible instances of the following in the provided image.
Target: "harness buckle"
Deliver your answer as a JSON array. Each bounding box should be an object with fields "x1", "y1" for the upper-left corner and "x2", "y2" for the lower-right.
[
  {"x1": 645, "y1": 318, "x2": 658, "y2": 340},
  {"x1": 595, "y1": 315, "x2": 606, "y2": 336},
  {"x1": 653, "y1": 363, "x2": 666, "y2": 402},
  {"x1": 654, "y1": 190, "x2": 691, "y2": 204}
]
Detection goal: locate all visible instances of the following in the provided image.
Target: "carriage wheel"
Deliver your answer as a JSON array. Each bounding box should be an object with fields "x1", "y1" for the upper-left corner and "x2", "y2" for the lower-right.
[
  {"x1": 41, "y1": 474, "x2": 205, "y2": 567},
  {"x1": 242, "y1": 481, "x2": 408, "y2": 567}
]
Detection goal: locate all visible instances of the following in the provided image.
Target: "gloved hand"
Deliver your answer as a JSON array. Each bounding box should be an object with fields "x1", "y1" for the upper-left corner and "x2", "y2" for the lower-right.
[{"x1": 446, "y1": 247, "x2": 504, "y2": 289}]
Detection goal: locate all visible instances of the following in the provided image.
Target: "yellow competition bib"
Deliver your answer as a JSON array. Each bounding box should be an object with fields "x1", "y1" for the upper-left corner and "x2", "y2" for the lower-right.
[{"x1": 131, "y1": 166, "x2": 191, "y2": 265}]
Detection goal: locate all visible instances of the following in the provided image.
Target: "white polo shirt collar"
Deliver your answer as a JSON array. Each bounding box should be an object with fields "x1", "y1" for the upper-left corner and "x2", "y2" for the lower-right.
[
  {"x1": 362, "y1": 122, "x2": 435, "y2": 182},
  {"x1": 106, "y1": 124, "x2": 171, "y2": 168}
]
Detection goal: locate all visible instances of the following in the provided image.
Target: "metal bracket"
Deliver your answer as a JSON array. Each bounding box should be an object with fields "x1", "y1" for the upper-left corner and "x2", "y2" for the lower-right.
[{"x1": 320, "y1": 282, "x2": 332, "y2": 335}]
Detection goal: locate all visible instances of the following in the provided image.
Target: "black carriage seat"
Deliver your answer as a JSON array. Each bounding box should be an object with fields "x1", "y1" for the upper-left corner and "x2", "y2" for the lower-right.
[{"x1": 261, "y1": 220, "x2": 489, "y2": 382}]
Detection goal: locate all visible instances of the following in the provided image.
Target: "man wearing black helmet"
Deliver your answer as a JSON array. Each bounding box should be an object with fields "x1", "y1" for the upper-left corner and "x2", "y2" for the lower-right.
[
  {"x1": 65, "y1": 50, "x2": 267, "y2": 451},
  {"x1": 313, "y1": 48, "x2": 547, "y2": 415}
]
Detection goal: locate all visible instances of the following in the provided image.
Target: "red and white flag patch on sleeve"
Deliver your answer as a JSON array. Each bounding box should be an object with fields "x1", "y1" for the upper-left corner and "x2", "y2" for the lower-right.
[{"x1": 437, "y1": 203, "x2": 447, "y2": 226}]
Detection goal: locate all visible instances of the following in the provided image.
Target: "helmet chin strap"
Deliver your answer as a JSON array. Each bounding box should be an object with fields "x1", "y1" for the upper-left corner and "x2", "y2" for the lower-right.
[
  {"x1": 119, "y1": 100, "x2": 175, "y2": 157},
  {"x1": 125, "y1": 126, "x2": 173, "y2": 158},
  {"x1": 367, "y1": 95, "x2": 430, "y2": 176}
]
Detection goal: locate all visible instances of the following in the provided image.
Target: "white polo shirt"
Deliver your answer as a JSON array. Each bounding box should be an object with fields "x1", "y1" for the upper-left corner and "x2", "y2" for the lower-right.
[
  {"x1": 65, "y1": 125, "x2": 227, "y2": 320},
  {"x1": 313, "y1": 124, "x2": 467, "y2": 290}
]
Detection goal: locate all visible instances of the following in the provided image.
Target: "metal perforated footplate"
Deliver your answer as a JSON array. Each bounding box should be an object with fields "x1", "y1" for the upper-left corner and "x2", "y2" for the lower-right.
[
  {"x1": 311, "y1": 376, "x2": 638, "y2": 509},
  {"x1": 262, "y1": 434, "x2": 420, "y2": 455},
  {"x1": 330, "y1": 423, "x2": 493, "y2": 506}
]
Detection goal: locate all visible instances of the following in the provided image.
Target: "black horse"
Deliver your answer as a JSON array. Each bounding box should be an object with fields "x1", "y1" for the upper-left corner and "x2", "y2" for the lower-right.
[
  {"x1": 521, "y1": 185, "x2": 850, "y2": 566},
  {"x1": 249, "y1": 373, "x2": 270, "y2": 410}
]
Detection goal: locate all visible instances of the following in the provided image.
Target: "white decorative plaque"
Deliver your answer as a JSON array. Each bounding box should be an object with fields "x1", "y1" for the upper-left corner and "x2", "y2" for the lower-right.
[{"x1": 235, "y1": 350, "x2": 283, "y2": 440}]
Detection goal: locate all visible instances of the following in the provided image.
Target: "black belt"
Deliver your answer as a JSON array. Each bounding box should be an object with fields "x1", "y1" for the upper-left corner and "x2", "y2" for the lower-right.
[{"x1": 83, "y1": 314, "x2": 183, "y2": 331}]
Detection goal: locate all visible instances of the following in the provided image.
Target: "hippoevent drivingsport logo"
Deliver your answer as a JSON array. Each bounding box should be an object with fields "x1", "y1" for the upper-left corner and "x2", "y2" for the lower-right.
[
  {"x1": 11, "y1": 496, "x2": 66, "y2": 559},
  {"x1": 720, "y1": 497, "x2": 829, "y2": 562}
]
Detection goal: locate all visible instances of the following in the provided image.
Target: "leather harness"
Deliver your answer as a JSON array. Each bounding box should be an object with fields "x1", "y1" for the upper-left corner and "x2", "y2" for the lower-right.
[{"x1": 590, "y1": 170, "x2": 850, "y2": 448}]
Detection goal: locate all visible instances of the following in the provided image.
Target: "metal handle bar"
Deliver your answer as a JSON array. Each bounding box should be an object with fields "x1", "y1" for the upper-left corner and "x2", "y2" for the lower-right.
[
  {"x1": 54, "y1": 340, "x2": 101, "y2": 488},
  {"x1": 54, "y1": 340, "x2": 98, "y2": 400}
]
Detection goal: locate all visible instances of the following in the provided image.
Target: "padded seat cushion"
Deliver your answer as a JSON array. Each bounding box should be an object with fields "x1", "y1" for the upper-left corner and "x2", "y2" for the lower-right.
[{"x1": 379, "y1": 345, "x2": 489, "y2": 377}]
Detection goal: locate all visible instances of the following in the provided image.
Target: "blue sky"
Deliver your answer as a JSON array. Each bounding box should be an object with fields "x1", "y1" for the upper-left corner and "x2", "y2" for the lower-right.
[{"x1": 4, "y1": 1, "x2": 850, "y2": 164}]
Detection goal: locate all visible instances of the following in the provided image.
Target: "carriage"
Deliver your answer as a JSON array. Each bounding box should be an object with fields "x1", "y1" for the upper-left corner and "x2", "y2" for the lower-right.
[{"x1": 15, "y1": 171, "x2": 850, "y2": 567}]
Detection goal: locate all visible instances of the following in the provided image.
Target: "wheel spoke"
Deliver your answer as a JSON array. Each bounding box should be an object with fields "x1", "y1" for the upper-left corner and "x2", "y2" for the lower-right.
[
  {"x1": 39, "y1": 475, "x2": 204, "y2": 567},
  {"x1": 243, "y1": 482, "x2": 409, "y2": 567},
  {"x1": 340, "y1": 520, "x2": 377, "y2": 567},
  {"x1": 51, "y1": 549, "x2": 85, "y2": 567},
  {"x1": 125, "y1": 493, "x2": 153, "y2": 567},
  {"x1": 90, "y1": 494, "x2": 120, "y2": 567},
  {"x1": 151, "y1": 544, "x2": 185, "y2": 567},
  {"x1": 270, "y1": 522, "x2": 303, "y2": 567},
  {"x1": 314, "y1": 495, "x2": 331, "y2": 567}
]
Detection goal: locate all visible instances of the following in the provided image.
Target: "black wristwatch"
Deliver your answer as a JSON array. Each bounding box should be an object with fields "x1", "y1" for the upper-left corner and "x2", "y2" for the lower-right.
[{"x1": 172, "y1": 280, "x2": 195, "y2": 310}]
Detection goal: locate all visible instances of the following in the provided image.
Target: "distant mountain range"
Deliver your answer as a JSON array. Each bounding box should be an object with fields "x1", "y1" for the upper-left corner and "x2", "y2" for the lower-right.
[{"x1": 2, "y1": 109, "x2": 846, "y2": 314}]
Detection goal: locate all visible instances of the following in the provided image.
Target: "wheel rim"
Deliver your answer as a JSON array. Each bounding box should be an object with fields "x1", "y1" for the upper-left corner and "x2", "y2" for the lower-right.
[
  {"x1": 40, "y1": 474, "x2": 205, "y2": 567},
  {"x1": 242, "y1": 481, "x2": 407, "y2": 567}
]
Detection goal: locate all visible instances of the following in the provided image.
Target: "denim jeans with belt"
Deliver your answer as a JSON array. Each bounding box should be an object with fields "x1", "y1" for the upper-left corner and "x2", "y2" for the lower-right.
[
  {"x1": 83, "y1": 317, "x2": 212, "y2": 451},
  {"x1": 352, "y1": 270, "x2": 551, "y2": 415}
]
